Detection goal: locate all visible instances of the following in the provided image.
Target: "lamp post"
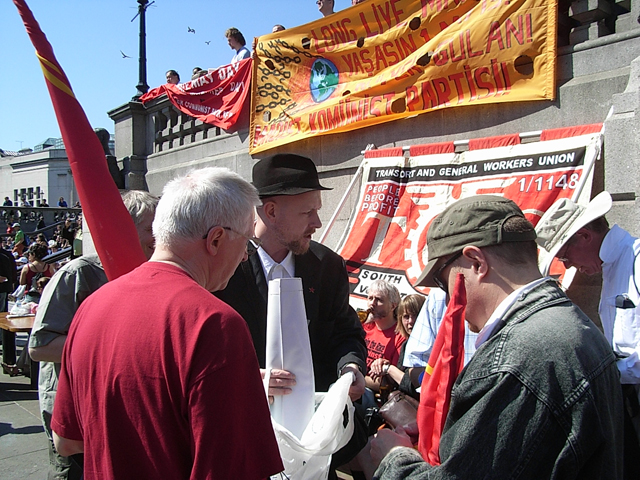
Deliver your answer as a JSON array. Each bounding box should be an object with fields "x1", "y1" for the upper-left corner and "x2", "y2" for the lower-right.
[{"x1": 133, "y1": 0, "x2": 150, "y2": 99}]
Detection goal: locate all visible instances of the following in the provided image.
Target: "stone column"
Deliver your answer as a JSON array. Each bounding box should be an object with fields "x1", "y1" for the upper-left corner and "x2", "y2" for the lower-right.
[
  {"x1": 107, "y1": 101, "x2": 150, "y2": 191},
  {"x1": 604, "y1": 53, "x2": 640, "y2": 237}
]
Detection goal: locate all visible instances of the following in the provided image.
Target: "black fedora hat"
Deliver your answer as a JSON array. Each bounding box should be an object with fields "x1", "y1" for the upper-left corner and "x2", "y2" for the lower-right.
[{"x1": 252, "y1": 153, "x2": 332, "y2": 198}]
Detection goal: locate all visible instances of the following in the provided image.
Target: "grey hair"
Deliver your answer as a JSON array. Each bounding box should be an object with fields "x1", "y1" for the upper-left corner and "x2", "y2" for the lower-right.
[
  {"x1": 121, "y1": 190, "x2": 159, "y2": 226},
  {"x1": 153, "y1": 167, "x2": 259, "y2": 248},
  {"x1": 368, "y1": 279, "x2": 401, "y2": 306}
]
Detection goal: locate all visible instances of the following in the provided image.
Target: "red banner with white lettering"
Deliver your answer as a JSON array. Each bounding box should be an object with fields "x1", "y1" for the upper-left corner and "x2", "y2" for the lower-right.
[
  {"x1": 335, "y1": 126, "x2": 602, "y2": 309},
  {"x1": 140, "y1": 59, "x2": 251, "y2": 130}
]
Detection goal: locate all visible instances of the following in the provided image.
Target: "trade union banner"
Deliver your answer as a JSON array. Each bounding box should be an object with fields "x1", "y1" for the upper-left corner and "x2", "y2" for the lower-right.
[
  {"x1": 335, "y1": 125, "x2": 602, "y2": 309},
  {"x1": 249, "y1": 0, "x2": 557, "y2": 154},
  {"x1": 140, "y1": 59, "x2": 251, "y2": 131}
]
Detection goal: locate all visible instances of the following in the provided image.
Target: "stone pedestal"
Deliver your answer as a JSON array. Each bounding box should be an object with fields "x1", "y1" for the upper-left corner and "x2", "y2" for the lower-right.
[
  {"x1": 604, "y1": 53, "x2": 640, "y2": 237},
  {"x1": 107, "y1": 101, "x2": 150, "y2": 192}
]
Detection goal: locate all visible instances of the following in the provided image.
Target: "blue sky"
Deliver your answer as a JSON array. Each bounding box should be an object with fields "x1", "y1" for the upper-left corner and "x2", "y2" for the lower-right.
[{"x1": 1, "y1": 0, "x2": 354, "y2": 151}]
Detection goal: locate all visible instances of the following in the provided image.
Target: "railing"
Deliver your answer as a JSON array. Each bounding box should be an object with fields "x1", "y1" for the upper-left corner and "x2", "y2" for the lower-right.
[
  {"x1": 0, "y1": 207, "x2": 82, "y2": 236},
  {"x1": 144, "y1": 100, "x2": 231, "y2": 154}
]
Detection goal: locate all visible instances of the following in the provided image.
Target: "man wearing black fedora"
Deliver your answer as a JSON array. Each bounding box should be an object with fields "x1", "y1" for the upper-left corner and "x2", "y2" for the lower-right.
[{"x1": 216, "y1": 153, "x2": 368, "y2": 471}]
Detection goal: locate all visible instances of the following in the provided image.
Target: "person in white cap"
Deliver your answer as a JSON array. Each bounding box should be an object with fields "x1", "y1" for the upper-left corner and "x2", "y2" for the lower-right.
[{"x1": 535, "y1": 190, "x2": 640, "y2": 479}]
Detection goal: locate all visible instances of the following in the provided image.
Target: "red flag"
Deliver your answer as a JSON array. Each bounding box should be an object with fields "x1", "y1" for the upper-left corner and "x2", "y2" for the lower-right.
[
  {"x1": 417, "y1": 273, "x2": 466, "y2": 465},
  {"x1": 13, "y1": 0, "x2": 146, "y2": 280}
]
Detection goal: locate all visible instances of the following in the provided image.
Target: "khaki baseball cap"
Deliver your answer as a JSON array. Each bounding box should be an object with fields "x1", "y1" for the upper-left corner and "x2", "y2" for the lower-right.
[{"x1": 415, "y1": 195, "x2": 537, "y2": 287}]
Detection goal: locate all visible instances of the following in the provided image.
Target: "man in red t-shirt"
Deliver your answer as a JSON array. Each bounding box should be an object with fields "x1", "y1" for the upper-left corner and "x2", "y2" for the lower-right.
[
  {"x1": 363, "y1": 280, "x2": 406, "y2": 397},
  {"x1": 51, "y1": 167, "x2": 284, "y2": 480}
]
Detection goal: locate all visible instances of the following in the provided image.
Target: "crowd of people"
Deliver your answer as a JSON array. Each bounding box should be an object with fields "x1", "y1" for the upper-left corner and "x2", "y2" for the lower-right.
[
  {"x1": 3, "y1": 214, "x2": 82, "y2": 259},
  {"x1": 6, "y1": 149, "x2": 635, "y2": 480}
]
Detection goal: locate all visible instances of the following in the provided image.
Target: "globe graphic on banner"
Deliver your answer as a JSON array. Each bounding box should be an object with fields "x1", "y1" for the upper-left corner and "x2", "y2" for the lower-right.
[{"x1": 310, "y1": 58, "x2": 339, "y2": 103}]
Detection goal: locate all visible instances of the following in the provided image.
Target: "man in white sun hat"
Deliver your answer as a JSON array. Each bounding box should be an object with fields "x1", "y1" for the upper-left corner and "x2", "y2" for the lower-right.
[{"x1": 535, "y1": 190, "x2": 640, "y2": 479}]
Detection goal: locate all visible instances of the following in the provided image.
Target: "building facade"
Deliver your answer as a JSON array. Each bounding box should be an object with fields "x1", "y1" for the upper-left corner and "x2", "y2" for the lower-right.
[{"x1": 0, "y1": 148, "x2": 77, "y2": 207}]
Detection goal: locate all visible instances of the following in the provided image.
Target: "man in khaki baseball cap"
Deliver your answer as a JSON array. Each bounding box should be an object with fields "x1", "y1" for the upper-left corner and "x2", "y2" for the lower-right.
[
  {"x1": 371, "y1": 194, "x2": 623, "y2": 479},
  {"x1": 414, "y1": 195, "x2": 536, "y2": 294}
]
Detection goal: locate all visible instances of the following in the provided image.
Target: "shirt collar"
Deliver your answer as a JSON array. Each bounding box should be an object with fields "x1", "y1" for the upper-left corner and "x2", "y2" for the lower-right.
[
  {"x1": 475, "y1": 277, "x2": 549, "y2": 348},
  {"x1": 257, "y1": 247, "x2": 295, "y2": 280},
  {"x1": 599, "y1": 224, "x2": 623, "y2": 265}
]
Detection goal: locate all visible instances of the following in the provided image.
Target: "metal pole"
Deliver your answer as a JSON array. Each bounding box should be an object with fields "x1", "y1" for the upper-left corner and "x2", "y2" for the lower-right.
[
  {"x1": 319, "y1": 162, "x2": 364, "y2": 245},
  {"x1": 134, "y1": 0, "x2": 149, "y2": 99}
]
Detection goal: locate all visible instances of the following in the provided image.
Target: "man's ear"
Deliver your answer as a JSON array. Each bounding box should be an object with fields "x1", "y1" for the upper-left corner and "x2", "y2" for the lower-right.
[
  {"x1": 204, "y1": 226, "x2": 225, "y2": 256},
  {"x1": 574, "y1": 227, "x2": 593, "y2": 245},
  {"x1": 462, "y1": 246, "x2": 489, "y2": 279},
  {"x1": 261, "y1": 199, "x2": 278, "y2": 223}
]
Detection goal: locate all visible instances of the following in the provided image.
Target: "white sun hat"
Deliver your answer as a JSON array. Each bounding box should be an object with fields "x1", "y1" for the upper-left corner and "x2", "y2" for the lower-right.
[{"x1": 535, "y1": 191, "x2": 612, "y2": 275}]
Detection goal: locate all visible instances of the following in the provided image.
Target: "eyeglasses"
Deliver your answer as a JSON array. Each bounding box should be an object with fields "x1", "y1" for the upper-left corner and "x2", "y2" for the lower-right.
[
  {"x1": 202, "y1": 226, "x2": 262, "y2": 255},
  {"x1": 432, "y1": 251, "x2": 463, "y2": 293}
]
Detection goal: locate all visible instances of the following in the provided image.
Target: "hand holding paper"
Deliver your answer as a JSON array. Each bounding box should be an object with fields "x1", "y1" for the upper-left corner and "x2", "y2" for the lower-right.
[{"x1": 261, "y1": 368, "x2": 296, "y2": 403}]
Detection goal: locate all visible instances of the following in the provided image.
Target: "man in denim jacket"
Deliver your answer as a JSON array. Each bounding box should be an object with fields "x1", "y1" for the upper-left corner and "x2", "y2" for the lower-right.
[{"x1": 371, "y1": 195, "x2": 623, "y2": 479}]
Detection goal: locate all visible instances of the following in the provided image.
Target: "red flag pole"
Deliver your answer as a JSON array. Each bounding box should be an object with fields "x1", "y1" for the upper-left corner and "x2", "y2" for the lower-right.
[
  {"x1": 417, "y1": 273, "x2": 467, "y2": 465},
  {"x1": 13, "y1": 0, "x2": 146, "y2": 280}
]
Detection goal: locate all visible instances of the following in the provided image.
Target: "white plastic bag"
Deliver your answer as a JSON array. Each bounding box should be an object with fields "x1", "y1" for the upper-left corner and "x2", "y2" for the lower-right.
[
  {"x1": 11, "y1": 284, "x2": 26, "y2": 300},
  {"x1": 271, "y1": 372, "x2": 355, "y2": 480}
]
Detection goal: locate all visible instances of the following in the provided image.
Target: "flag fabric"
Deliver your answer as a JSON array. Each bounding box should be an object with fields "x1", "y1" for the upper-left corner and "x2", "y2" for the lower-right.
[
  {"x1": 13, "y1": 0, "x2": 146, "y2": 281},
  {"x1": 335, "y1": 129, "x2": 601, "y2": 311},
  {"x1": 417, "y1": 273, "x2": 466, "y2": 465},
  {"x1": 249, "y1": 0, "x2": 558, "y2": 153},
  {"x1": 140, "y1": 59, "x2": 252, "y2": 131}
]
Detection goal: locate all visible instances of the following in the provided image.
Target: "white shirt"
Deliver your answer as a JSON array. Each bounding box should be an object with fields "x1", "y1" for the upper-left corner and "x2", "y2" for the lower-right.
[
  {"x1": 231, "y1": 46, "x2": 250, "y2": 64},
  {"x1": 257, "y1": 247, "x2": 295, "y2": 281},
  {"x1": 599, "y1": 224, "x2": 640, "y2": 384},
  {"x1": 475, "y1": 277, "x2": 549, "y2": 349},
  {"x1": 403, "y1": 288, "x2": 478, "y2": 368}
]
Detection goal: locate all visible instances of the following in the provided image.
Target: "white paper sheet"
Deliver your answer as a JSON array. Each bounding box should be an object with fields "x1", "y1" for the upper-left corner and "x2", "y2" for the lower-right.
[{"x1": 265, "y1": 277, "x2": 315, "y2": 439}]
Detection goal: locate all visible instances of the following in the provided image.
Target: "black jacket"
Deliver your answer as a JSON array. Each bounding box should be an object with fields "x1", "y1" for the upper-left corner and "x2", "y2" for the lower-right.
[
  {"x1": 0, "y1": 248, "x2": 17, "y2": 293},
  {"x1": 216, "y1": 241, "x2": 366, "y2": 391}
]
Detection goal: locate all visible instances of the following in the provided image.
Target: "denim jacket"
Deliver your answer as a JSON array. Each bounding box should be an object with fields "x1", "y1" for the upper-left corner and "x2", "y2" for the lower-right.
[{"x1": 374, "y1": 279, "x2": 624, "y2": 480}]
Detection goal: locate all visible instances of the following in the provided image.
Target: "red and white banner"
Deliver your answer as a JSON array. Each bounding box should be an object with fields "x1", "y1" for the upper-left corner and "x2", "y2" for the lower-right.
[
  {"x1": 140, "y1": 59, "x2": 252, "y2": 130},
  {"x1": 335, "y1": 124, "x2": 603, "y2": 309}
]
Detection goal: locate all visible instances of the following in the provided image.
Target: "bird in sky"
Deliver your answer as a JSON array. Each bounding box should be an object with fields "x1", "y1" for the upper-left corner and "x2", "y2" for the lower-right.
[
  {"x1": 205, "y1": 41, "x2": 210, "y2": 45},
  {"x1": 187, "y1": 26, "x2": 195, "y2": 34},
  {"x1": 120, "y1": 50, "x2": 132, "y2": 59}
]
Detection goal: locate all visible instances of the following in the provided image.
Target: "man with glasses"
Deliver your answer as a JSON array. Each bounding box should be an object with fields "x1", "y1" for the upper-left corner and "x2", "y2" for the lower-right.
[
  {"x1": 370, "y1": 194, "x2": 623, "y2": 479},
  {"x1": 536, "y1": 191, "x2": 640, "y2": 479},
  {"x1": 50, "y1": 168, "x2": 283, "y2": 479},
  {"x1": 216, "y1": 153, "x2": 368, "y2": 475}
]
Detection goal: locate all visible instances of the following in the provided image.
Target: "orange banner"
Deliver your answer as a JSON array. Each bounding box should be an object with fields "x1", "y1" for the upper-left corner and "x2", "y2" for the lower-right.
[{"x1": 249, "y1": 0, "x2": 557, "y2": 154}]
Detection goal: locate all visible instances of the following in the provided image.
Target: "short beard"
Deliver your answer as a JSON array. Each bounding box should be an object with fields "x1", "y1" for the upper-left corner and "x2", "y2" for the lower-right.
[
  {"x1": 286, "y1": 239, "x2": 310, "y2": 256},
  {"x1": 273, "y1": 223, "x2": 311, "y2": 256}
]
